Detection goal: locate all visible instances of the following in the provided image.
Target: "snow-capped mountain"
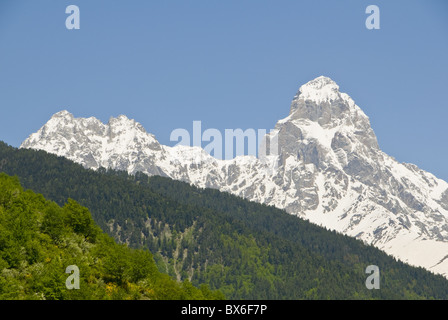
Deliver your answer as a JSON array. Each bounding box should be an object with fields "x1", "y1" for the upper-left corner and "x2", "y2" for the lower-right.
[{"x1": 21, "y1": 76, "x2": 448, "y2": 277}]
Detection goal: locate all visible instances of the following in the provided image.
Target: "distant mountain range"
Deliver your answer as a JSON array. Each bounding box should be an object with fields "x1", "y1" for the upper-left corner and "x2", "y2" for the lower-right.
[{"x1": 21, "y1": 76, "x2": 448, "y2": 277}]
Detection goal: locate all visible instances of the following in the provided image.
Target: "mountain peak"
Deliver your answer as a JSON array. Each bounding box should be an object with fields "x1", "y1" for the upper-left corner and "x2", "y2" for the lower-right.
[
  {"x1": 51, "y1": 110, "x2": 74, "y2": 119},
  {"x1": 289, "y1": 76, "x2": 364, "y2": 126},
  {"x1": 301, "y1": 76, "x2": 338, "y2": 90},
  {"x1": 109, "y1": 114, "x2": 131, "y2": 122},
  {"x1": 107, "y1": 114, "x2": 148, "y2": 135},
  {"x1": 296, "y1": 76, "x2": 340, "y2": 103}
]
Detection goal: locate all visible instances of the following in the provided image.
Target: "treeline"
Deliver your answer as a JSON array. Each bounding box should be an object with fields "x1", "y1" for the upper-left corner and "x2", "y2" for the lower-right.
[
  {"x1": 0, "y1": 173, "x2": 223, "y2": 300},
  {"x1": 1, "y1": 141, "x2": 448, "y2": 299}
]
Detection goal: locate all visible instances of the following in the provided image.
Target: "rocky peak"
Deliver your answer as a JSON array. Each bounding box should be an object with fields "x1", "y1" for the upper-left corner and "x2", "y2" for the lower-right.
[
  {"x1": 295, "y1": 76, "x2": 340, "y2": 103},
  {"x1": 51, "y1": 110, "x2": 74, "y2": 119},
  {"x1": 290, "y1": 76, "x2": 366, "y2": 125}
]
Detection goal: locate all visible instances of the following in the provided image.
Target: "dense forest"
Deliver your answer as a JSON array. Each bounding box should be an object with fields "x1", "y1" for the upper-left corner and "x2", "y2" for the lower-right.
[
  {"x1": 0, "y1": 172, "x2": 223, "y2": 300},
  {"x1": 1, "y1": 141, "x2": 448, "y2": 299}
]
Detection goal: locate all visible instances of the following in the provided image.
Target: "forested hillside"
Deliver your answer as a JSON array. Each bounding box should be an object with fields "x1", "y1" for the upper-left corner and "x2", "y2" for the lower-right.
[
  {"x1": 0, "y1": 172, "x2": 223, "y2": 300},
  {"x1": 2, "y1": 141, "x2": 448, "y2": 299}
]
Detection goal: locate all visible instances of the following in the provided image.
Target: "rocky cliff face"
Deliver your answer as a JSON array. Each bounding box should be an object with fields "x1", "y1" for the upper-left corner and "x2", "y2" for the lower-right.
[{"x1": 21, "y1": 76, "x2": 448, "y2": 277}]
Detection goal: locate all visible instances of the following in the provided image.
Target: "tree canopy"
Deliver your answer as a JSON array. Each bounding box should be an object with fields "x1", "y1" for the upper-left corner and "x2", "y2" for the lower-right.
[
  {"x1": 1, "y1": 141, "x2": 448, "y2": 300},
  {"x1": 0, "y1": 172, "x2": 223, "y2": 300}
]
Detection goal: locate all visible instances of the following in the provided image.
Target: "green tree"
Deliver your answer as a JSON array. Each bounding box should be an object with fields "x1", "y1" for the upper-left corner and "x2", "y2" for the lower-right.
[{"x1": 63, "y1": 199, "x2": 100, "y2": 242}]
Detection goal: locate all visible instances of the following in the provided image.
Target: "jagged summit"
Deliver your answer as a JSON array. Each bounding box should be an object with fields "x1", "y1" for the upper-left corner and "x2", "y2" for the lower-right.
[
  {"x1": 108, "y1": 114, "x2": 133, "y2": 124},
  {"x1": 21, "y1": 111, "x2": 161, "y2": 168},
  {"x1": 107, "y1": 114, "x2": 148, "y2": 134},
  {"x1": 51, "y1": 110, "x2": 73, "y2": 118},
  {"x1": 283, "y1": 76, "x2": 379, "y2": 154},
  {"x1": 289, "y1": 76, "x2": 363, "y2": 124},
  {"x1": 295, "y1": 76, "x2": 340, "y2": 104},
  {"x1": 20, "y1": 78, "x2": 448, "y2": 278},
  {"x1": 299, "y1": 75, "x2": 339, "y2": 94}
]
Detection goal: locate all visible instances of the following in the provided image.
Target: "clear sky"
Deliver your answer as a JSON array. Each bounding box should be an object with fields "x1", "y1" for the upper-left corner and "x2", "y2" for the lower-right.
[{"x1": 0, "y1": 0, "x2": 447, "y2": 181}]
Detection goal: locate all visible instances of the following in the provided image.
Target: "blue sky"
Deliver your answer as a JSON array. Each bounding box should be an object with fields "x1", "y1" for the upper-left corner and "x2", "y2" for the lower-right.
[{"x1": 0, "y1": 0, "x2": 447, "y2": 181}]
